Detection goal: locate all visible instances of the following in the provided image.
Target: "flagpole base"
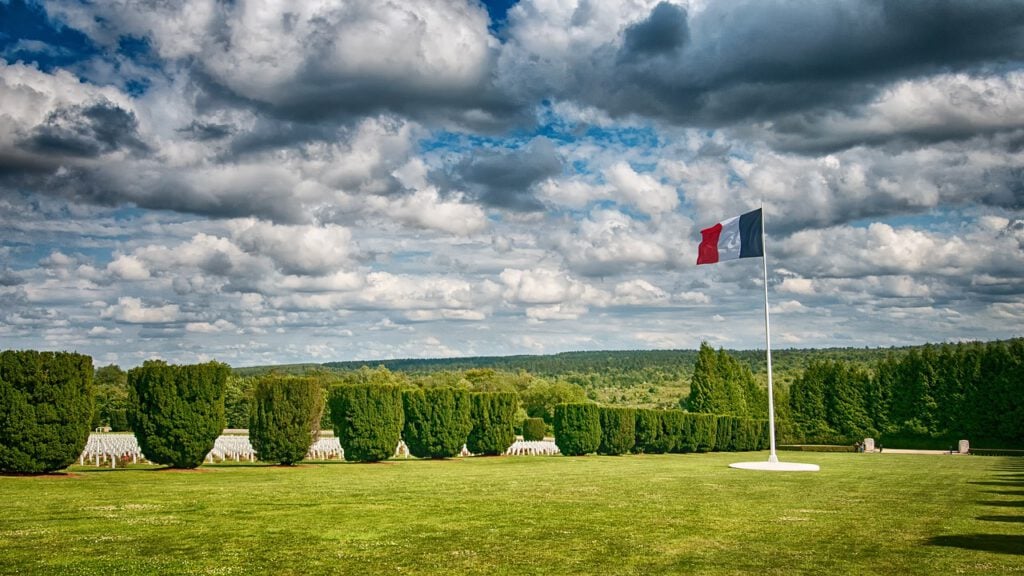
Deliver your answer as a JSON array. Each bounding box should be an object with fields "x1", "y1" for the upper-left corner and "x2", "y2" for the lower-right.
[
  {"x1": 730, "y1": 461, "x2": 820, "y2": 472},
  {"x1": 768, "y1": 452, "x2": 779, "y2": 463}
]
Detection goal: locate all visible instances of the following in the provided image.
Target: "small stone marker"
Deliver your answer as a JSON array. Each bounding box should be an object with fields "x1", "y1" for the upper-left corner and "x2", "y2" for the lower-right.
[
  {"x1": 958, "y1": 439, "x2": 970, "y2": 454},
  {"x1": 863, "y1": 438, "x2": 875, "y2": 452}
]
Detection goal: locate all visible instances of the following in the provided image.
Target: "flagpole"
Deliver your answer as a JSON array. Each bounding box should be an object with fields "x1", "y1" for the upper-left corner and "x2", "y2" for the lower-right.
[{"x1": 761, "y1": 203, "x2": 779, "y2": 463}]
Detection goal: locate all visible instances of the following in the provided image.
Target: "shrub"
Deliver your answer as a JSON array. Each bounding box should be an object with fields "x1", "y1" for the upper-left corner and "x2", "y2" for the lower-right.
[
  {"x1": 661, "y1": 410, "x2": 686, "y2": 454},
  {"x1": 599, "y1": 407, "x2": 636, "y2": 455},
  {"x1": 249, "y1": 376, "x2": 325, "y2": 465},
  {"x1": 681, "y1": 413, "x2": 718, "y2": 452},
  {"x1": 403, "y1": 388, "x2": 473, "y2": 459},
  {"x1": 634, "y1": 409, "x2": 662, "y2": 453},
  {"x1": 328, "y1": 383, "x2": 404, "y2": 462},
  {"x1": 716, "y1": 415, "x2": 739, "y2": 451},
  {"x1": 0, "y1": 350, "x2": 94, "y2": 474},
  {"x1": 128, "y1": 361, "x2": 229, "y2": 469},
  {"x1": 522, "y1": 417, "x2": 547, "y2": 441},
  {"x1": 554, "y1": 403, "x2": 601, "y2": 456},
  {"x1": 467, "y1": 392, "x2": 517, "y2": 455}
]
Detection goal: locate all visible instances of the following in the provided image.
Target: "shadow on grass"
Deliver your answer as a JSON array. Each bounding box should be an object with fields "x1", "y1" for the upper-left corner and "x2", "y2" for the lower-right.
[
  {"x1": 977, "y1": 515, "x2": 1024, "y2": 523},
  {"x1": 926, "y1": 535, "x2": 1024, "y2": 555},
  {"x1": 978, "y1": 500, "x2": 1024, "y2": 508}
]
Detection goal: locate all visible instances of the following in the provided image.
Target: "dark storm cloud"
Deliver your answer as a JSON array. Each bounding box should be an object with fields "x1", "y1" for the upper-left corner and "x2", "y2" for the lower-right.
[
  {"x1": 572, "y1": 0, "x2": 1024, "y2": 145},
  {"x1": 20, "y1": 100, "x2": 150, "y2": 158},
  {"x1": 443, "y1": 138, "x2": 563, "y2": 211},
  {"x1": 176, "y1": 120, "x2": 233, "y2": 141},
  {"x1": 620, "y1": 2, "x2": 689, "y2": 59}
]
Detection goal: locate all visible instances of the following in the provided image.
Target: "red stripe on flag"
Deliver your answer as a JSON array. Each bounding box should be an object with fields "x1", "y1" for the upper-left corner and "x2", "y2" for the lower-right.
[{"x1": 697, "y1": 223, "x2": 723, "y2": 265}]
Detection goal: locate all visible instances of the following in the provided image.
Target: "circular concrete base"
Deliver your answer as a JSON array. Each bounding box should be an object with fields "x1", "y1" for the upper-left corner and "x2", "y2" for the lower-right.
[{"x1": 729, "y1": 461, "x2": 820, "y2": 472}]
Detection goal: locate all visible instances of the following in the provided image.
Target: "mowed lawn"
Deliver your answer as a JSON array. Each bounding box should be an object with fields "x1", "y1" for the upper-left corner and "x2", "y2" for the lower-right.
[{"x1": 2, "y1": 452, "x2": 1022, "y2": 575}]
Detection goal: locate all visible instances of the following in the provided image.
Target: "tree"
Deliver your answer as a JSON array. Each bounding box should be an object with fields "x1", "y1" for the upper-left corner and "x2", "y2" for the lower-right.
[
  {"x1": 598, "y1": 407, "x2": 635, "y2": 455},
  {"x1": 249, "y1": 376, "x2": 325, "y2": 465},
  {"x1": 685, "y1": 343, "x2": 760, "y2": 417},
  {"x1": 522, "y1": 417, "x2": 546, "y2": 441},
  {"x1": 467, "y1": 392, "x2": 517, "y2": 455},
  {"x1": 328, "y1": 383, "x2": 404, "y2": 462},
  {"x1": 0, "y1": 350, "x2": 94, "y2": 474},
  {"x1": 520, "y1": 379, "x2": 588, "y2": 424},
  {"x1": 128, "y1": 361, "x2": 229, "y2": 469},
  {"x1": 554, "y1": 403, "x2": 601, "y2": 456},
  {"x1": 402, "y1": 388, "x2": 473, "y2": 459},
  {"x1": 93, "y1": 364, "x2": 129, "y2": 431}
]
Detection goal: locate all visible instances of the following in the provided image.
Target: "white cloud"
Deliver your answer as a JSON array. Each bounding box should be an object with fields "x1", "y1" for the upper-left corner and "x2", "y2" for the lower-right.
[
  {"x1": 604, "y1": 161, "x2": 679, "y2": 216},
  {"x1": 102, "y1": 297, "x2": 181, "y2": 324}
]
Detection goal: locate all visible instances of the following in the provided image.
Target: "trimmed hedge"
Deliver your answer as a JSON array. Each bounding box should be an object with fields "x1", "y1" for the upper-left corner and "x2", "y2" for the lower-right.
[
  {"x1": 681, "y1": 413, "x2": 718, "y2": 453},
  {"x1": 522, "y1": 417, "x2": 546, "y2": 441},
  {"x1": 249, "y1": 375, "x2": 325, "y2": 465},
  {"x1": 403, "y1": 388, "x2": 473, "y2": 459},
  {"x1": 599, "y1": 407, "x2": 636, "y2": 455},
  {"x1": 329, "y1": 384, "x2": 404, "y2": 462},
  {"x1": 554, "y1": 403, "x2": 601, "y2": 456},
  {"x1": 634, "y1": 409, "x2": 661, "y2": 453},
  {"x1": 128, "y1": 361, "x2": 229, "y2": 469},
  {"x1": 715, "y1": 415, "x2": 738, "y2": 452},
  {"x1": 661, "y1": 410, "x2": 686, "y2": 454},
  {"x1": 468, "y1": 392, "x2": 517, "y2": 455},
  {"x1": 0, "y1": 350, "x2": 94, "y2": 474}
]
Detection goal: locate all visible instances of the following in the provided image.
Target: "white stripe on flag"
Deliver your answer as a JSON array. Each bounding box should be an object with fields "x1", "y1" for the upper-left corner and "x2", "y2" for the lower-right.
[{"x1": 717, "y1": 215, "x2": 742, "y2": 261}]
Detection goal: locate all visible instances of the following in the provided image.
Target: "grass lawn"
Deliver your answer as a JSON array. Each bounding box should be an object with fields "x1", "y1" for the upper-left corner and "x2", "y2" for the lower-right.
[{"x1": 2, "y1": 452, "x2": 1022, "y2": 575}]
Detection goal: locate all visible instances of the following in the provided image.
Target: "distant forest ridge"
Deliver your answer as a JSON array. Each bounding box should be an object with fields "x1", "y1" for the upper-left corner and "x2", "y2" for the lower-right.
[{"x1": 234, "y1": 340, "x2": 1022, "y2": 376}]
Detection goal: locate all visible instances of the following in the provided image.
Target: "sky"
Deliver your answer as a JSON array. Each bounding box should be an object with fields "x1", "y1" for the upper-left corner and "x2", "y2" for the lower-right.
[{"x1": 1, "y1": 0, "x2": 1022, "y2": 368}]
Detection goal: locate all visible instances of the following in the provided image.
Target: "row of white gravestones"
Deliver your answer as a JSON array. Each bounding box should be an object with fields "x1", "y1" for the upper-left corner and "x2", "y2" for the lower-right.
[{"x1": 78, "y1": 434, "x2": 562, "y2": 466}]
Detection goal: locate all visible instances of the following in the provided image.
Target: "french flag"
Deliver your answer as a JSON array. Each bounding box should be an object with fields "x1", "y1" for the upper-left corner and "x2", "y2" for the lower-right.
[{"x1": 697, "y1": 208, "x2": 764, "y2": 265}]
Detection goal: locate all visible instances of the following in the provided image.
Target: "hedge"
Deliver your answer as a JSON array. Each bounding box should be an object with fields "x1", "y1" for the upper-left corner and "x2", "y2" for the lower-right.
[
  {"x1": 681, "y1": 413, "x2": 718, "y2": 453},
  {"x1": 467, "y1": 392, "x2": 517, "y2": 455},
  {"x1": 715, "y1": 415, "x2": 738, "y2": 452},
  {"x1": 599, "y1": 406, "x2": 636, "y2": 455},
  {"x1": 522, "y1": 417, "x2": 546, "y2": 441},
  {"x1": 0, "y1": 350, "x2": 94, "y2": 474},
  {"x1": 128, "y1": 361, "x2": 229, "y2": 469},
  {"x1": 554, "y1": 403, "x2": 601, "y2": 456},
  {"x1": 403, "y1": 388, "x2": 473, "y2": 459},
  {"x1": 634, "y1": 409, "x2": 662, "y2": 454},
  {"x1": 328, "y1": 383, "x2": 404, "y2": 462},
  {"x1": 249, "y1": 375, "x2": 325, "y2": 465}
]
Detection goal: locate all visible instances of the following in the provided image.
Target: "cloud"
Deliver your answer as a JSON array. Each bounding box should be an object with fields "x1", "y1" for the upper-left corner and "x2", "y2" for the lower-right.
[
  {"x1": 232, "y1": 220, "x2": 356, "y2": 276},
  {"x1": 604, "y1": 161, "x2": 679, "y2": 216},
  {"x1": 445, "y1": 137, "x2": 562, "y2": 211},
  {"x1": 102, "y1": 297, "x2": 181, "y2": 324}
]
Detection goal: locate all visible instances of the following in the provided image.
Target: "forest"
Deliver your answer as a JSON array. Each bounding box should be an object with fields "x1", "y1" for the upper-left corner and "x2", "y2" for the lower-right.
[{"x1": 91, "y1": 338, "x2": 1023, "y2": 449}]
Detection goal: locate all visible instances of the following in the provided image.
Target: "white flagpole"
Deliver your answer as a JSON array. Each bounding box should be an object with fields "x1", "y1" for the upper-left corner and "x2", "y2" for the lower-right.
[{"x1": 761, "y1": 203, "x2": 779, "y2": 463}]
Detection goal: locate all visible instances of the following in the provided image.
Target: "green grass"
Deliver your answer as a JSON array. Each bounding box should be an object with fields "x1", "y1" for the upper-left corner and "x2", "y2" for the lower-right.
[{"x1": 2, "y1": 452, "x2": 1022, "y2": 575}]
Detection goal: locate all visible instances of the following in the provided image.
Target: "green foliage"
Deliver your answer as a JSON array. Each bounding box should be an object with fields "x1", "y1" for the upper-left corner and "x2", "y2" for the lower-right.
[
  {"x1": 224, "y1": 374, "x2": 256, "y2": 429},
  {"x1": 520, "y1": 379, "x2": 588, "y2": 424},
  {"x1": 322, "y1": 366, "x2": 408, "y2": 430},
  {"x1": 554, "y1": 403, "x2": 601, "y2": 456},
  {"x1": 522, "y1": 417, "x2": 546, "y2": 441},
  {"x1": 685, "y1": 343, "x2": 763, "y2": 418},
  {"x1": 680, "y1": 413, "x2": 717, "y2": 453},
  {"x1": 467, "y1": 392, "x2": 517, "y2": 455},
  {"x1": 402, "y1": 388, "x2": 473, "y2": 459},
  {"x1": 715, "y1": 415, "x2": 737, "y2": 452},
  {"x1": 0, "y1": 350, "x2": 94, "y2": 474},
  {"x1": 92, "y1": 364, "x2": 129, "y2": 431},
  {"x1": 328, "y1": 383, "x2": 404, "y2": 462},
  {"x1": 633, "y1": 409, "x2": 662, "y2": 454},
  {"x1": 128, "y1": 361, "x2": 229, "y2": 469},
  {"x1": 598, "y1": 407, "x2": 636, "y2": 455},
  {"x1": 249, "y1": 376, "x2": 325, "y2": 465},
  {"x1": 658, "y1": 410, "x2": 686, "y2": 454}
]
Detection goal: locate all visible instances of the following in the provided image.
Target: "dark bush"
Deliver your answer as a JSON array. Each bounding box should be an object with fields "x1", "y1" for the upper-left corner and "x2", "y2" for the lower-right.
[
  {"x1": 522, "y1": 417, "x2": 547, "y2": 441},
  {"x1": 681, "y1": 413, "x2": 718, "y2": 452},
  {"x1": 634, "y1": 409, "x2": 661, "y2": 453},
  {"x1": 661, "y1": 410, "x2": 686, "y2": 454},
  {"x1": 599, "y1": 406, "x2": 636, "y2": 455},
  {"x1": 554, "y1": 403, "x2": 601, "y2": 456},
  {"x1": 403, "y1": 388, "x2": 473, "y2": 459},
  {"x1": 328, "y1": 383, "x2": 404, "y2": 462},
  {"x1": 0, "y1": 350, "x2": 94, "y2": 474},
  {"x1": 249, "y1": 375, "x2": 325, "y2": 465},
  {"x1": 716, "y1": 415, "x2": 739, "y2": 451},
  {"x1": 128, "y1": 361, "x2": 229, "y2": 469},
  {"x1": 467, "y1": 392, "x2": 517, "y2": 455}
]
